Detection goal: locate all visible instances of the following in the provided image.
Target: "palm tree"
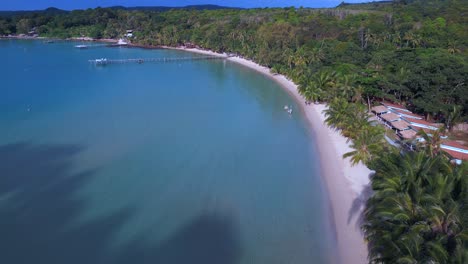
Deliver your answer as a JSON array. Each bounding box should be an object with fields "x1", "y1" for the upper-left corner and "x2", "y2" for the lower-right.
[
  {"x1": 323, "y1": 98, "x2": 374, "y2": 140},
  {"x1": 303, "y1": 83, "x2": 323, "y2": 103},
  {"x1": 393, "y1": 67, "x2": 411, "y2": 101},
  {"x1": 351, "y1": 84, "x2": 365, "y2": 104},
  {"x1": 297, "y1": 69, "x2": 312, "y2": 91},
  {"x1": 323, "y1": 98, "x2": 351, "y2": 130},
  {"x1": 391, "y1": 31, "x2": 403, "y2": 48},
  {"x1": 336, "y1": 74, "x2": 356, "y2": 100},
  {"x1": 365, "y1": 29, "x2": 379, "y2": 48},
  {"x1": 343, "y1": 127, "x2": 384, "y2": 166},
  {"x1": 310, "y1": 70, "x2": 337, "y2": 101},
  {"x1": 447, "y1": 40, "x2": 461, "y2": 54},
  {"x1": 291, "y1": 64, "x2": 309, "y2": 83},
  {"x1": 344, "y1": 109, "x2": 377, "y2": 139},
  {"x1": 403, "y1": 31, "x2": 422, "y2": 48},
  {"x1": 444, "y1": 105, "x2": 462, "y2": 132},
  {"x1": 363, "y1": 152, "x2": 467, "y2": 264},
  {"x1": 309, "y1": 47, "x2": 325, "y2": 64},
  {"x1": 294, "y1": 46, "x2": 309, "y2": 68},
  {"x1": 283, "y1": 48, "x2": 295, "y2": 70},
  {"x1": 416, "y1": 127, "x2": 445, "y2": 158}
]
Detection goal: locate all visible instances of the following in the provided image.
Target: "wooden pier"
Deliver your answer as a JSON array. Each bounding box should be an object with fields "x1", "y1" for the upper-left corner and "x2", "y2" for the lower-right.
[
  {"x1": 76, "y1": 44, "x2": 110, "y2": 49},
  {"x1": 88, "y1": 55, "x2": 227, "y2": 65}
]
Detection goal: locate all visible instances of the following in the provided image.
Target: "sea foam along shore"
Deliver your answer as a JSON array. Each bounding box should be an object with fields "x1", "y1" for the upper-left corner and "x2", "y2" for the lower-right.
[{"x1": 169, "y1": 46, "x2": 373, "y2": 264}]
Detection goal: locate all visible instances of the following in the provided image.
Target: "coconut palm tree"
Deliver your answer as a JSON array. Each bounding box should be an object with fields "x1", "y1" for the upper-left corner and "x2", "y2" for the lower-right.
[
  {"x1": 309, "y1": 47, "x2": 325, "y2": 64},
  {"x1": 403, "y1": 31, "x2": 422, "y2": 48},
  {"x1": 391, "y1": 31, "x2": 403, "y2": 48},
  {"x1": 363, "y1": 152, "x2": 467, "y2": 264},
  {"x1": 283, "y1": 48, "x2": 295, "y2": 70},
  {"x1": 444, "y1": 105, "x2": 462, "y2": 132},
  {"x1": 343, "y1": 127, "x2": 384, "y2": 166},
  {"x1": 416, "y1": 127, "x2": 445, "y2": 158},
  {"x1": 297, "y1": 69, "x2": 312, "y2": 94},
  {"x1": 351, "y1": 84, "x2": 365, "y2": 104},
  {"x1": 336, "y1": 74, "x2": 357, "y2": 100},
  {"x1": 310, "y1": 70, "x2": 337, "y2": 101},
  {"x1": 447, "y1": 40, "x2": 461, "y2": 54},
  {"x1": 294, "y1": 46, "x2": 309, "y2": 68},
  {"x1": 323, "y1": 98, "x2": 375, "y2": 140},
  {"x1": 303, "y1": 83, "x2": 323, "y2": 103},
  {"x1": 323, "y1": 98, "x2": 351, "y2": 130},
  {"x1": 344, "y1": 111, "x2": 378, "y2": 140}
]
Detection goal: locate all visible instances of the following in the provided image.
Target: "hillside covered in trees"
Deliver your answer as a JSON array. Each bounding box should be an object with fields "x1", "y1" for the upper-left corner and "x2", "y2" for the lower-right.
[
  {"x1": 0, "y1": 0, "x2": 466, "y2": 121},
  {"x1": 1, "y1": 1, "x2": 467, "y2": 263}
]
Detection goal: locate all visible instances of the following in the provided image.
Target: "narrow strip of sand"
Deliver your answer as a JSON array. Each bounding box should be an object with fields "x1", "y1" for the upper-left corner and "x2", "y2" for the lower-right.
[{"x1": 172, "y1": 47, "x2": 372, "y2": 264}]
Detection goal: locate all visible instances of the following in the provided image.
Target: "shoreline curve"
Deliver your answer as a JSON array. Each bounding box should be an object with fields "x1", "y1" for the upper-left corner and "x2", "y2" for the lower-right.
[
  {"x1": 2, "y1": 37, "x2": 370, "y2": 263},
  {"x1": 168, "y1": 46, "x2": 372, "y2": 264}
]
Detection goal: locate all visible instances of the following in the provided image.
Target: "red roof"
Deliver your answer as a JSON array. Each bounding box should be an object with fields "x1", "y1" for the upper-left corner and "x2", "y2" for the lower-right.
[
  {"x1": 391, "y1": 109, "x2": 424, "y2": 119},
  {"x1": 380, "y1": 113, "x2": 400, "y2": 122},
  {"x1": 442, "y1": 140, "x2": 468, "y2": 150},
  {"x1": 381, "y1": 101, "x2": 409, "y2": 111},
  {"x1": 372, "y1": 105, "x2": 389, "y2": 114},
  {"x1": 404, "y1": 117, "x2": 439, "y2": 129},
  {"x1": 398, "y1": 129, "x2": 417, "y2": 139},
  {"x1": 411, "y1": 126, "x2": 434, "y2": 134},
  {"x1": 391, "y1": 120, "x2": 410, "y2": 130},
  {"x1": 443, "y1": 149, "x2": 468, "y2": 161}
]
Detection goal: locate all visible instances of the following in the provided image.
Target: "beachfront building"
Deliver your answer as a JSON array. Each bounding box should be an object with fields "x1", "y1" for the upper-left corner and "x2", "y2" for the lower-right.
[
  {"x1": 370, "y1": 102, "x2": 468, "y2": 163},
  {"x1": 371, "y1": 105, "x2": 389, "y2": 115},
  {"x1": 390, "y1": 120, "x2": 410, "y2": 132},
  {"x1": 402, "y1": 117, "x2": 441, "y2": 131},
  {"x1": 398, "y1": 129, "x2": 417, "y2": 140},
  {"x1": 381, "y1": 101, "x2": 410, "y2": 112},
  {"x1": 371, "y1": 105, "x2": 389, "y2": 123},
  {"x1": 389, "y1": 119, "x2": 415, "y2": 149},
  {"x1": 372, "y1": 104, "x2": 414, "y2": 135},
  {"x1": 125, "y1": 30, "x2": 134, "y2": 38},
  {"x1": 441, "y1": 140, "x2": 468, "y2": 164},
  {"x1": 379, "y1": 112, "x2": 400, "y2": 129},
  {"x1": 390, "y1": 109, "x2": 424, "y2": 120}
]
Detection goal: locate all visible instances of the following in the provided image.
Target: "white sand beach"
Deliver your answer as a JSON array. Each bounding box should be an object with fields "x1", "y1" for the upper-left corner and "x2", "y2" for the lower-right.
[
  {"x1": 163, "y1": 46, "x2": 229, "y2": 58},
  {"x1": 173, "y1": 46, "x2": 372, "y2": 264}
]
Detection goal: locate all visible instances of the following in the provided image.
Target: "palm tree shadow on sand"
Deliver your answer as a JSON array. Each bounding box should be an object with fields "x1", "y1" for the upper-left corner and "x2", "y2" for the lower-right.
[
  {"x1": 347, "y1": 173, "x2": 374, "y2": 236},
  {"x1": 0, "y1": 142, "x2": 241, "y2": 264}
]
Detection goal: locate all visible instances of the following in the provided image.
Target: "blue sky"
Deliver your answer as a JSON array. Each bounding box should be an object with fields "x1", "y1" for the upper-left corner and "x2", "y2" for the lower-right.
[{"x1": 0, "y1": 0, "x2": 370, "y2": 11}]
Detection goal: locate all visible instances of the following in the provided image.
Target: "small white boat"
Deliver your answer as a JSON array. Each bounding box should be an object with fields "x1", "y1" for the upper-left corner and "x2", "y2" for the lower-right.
[
  {"x1": 95, "y1": 58, "x2": 108, "y2": 65},
  {"x1": 284, "y1": 105, "x2": 289, "y2": 110},
  {"x1": 75, "y1": 44, "x2": 88, "y2": 49}
]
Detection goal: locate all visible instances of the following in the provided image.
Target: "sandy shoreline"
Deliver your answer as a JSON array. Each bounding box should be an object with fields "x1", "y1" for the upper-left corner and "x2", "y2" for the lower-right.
[{"x1": 172, "y1": 46, "x2": 372, "y2": 264}]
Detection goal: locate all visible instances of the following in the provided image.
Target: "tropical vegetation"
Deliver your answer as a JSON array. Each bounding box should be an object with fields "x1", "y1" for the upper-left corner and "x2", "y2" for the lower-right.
[
  {"x1": 1, "y1": 0, "x2": 467, "y2": 262},
  {"x1": 0, "y1": 0, "x2": 466, "y2": 118},
  {"x1": 364, "y1": 151, "x2": 467, "y2": 263}
]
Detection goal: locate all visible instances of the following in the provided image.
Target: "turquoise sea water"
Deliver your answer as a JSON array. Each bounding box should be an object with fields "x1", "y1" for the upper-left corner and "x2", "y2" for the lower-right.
[{"x1": 0, "y1": 40, "x2": 335, "y2": 264}]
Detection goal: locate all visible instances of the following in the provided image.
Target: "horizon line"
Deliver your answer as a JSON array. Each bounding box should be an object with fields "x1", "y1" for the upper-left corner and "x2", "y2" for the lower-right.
[{"x1": 0, "y1": 1, "x2": 386, "y2": 12}]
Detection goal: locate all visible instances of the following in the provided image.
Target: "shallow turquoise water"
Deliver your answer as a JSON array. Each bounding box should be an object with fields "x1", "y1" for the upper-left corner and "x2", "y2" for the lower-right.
[{"x1": 0, "y1": 40, "x2": 335, "y2": 264}]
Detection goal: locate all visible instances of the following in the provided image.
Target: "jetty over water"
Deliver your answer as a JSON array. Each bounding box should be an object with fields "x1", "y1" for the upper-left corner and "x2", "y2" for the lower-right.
[
  {"x1": 88, "y1": 55, "x2": 227, "y2": 65},
  {"x1": 75, "y1": 44, "x2": 110, "y2": 49}
]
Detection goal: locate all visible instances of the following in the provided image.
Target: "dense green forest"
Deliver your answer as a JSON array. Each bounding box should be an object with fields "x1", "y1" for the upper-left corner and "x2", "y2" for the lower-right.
[
  {"x1": 0, "y1": 0, "x2": 466, "y2": 119},
  {"x1": 1, "y1": 0, "x2": 467, "y2": 263}
]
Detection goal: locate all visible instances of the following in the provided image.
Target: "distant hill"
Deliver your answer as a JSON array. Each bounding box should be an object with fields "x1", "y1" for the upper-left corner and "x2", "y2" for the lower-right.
[
  {"x1": 337, "y1": 1, "x2": 393, "y2": 10},
  {"x1": 109, "y1": 5, "x2": 241, "y2": 11},
  {"x1": 0, "y1": 7, "x2": 68, "y2": 17},
  {"x1": 0, "y1": 5, "x2": 240, "y2": 17}
]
